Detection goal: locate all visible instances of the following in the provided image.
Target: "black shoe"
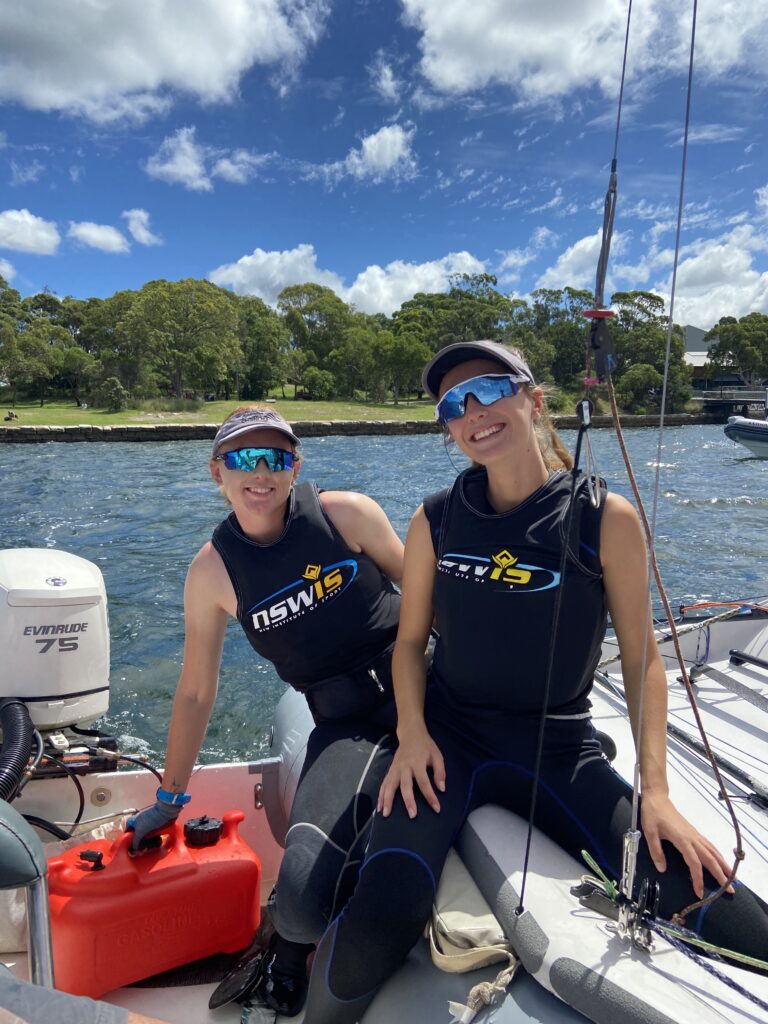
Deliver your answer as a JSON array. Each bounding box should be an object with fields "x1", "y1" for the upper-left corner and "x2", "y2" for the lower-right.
[
  {"x1": 253, "y1": 950, "x2": 308, "y2": 1018},
  {"x1": 208, "y1": 948, "x2": 267, "y2": 1010}
]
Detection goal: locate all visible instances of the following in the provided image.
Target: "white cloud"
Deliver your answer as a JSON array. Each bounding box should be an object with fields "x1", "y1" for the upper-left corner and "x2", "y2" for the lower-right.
[
  {"x1": 756, "y1": 185, "x2": 768, "y2": 218},
  {"x1": 535, "y1": 228, "x2": 628, "y2": 292},
  {"x1": 667, "y1": 123, "x2": 745, "y2": 147},
  {"x1": 348, "y1": 124, "x2": 417, "y2": 181},
  {"x1": 497, "y1": 226, "x2": 558, "y2": 284},
  {"x1": 0, "y1": 257, "x2": 15, "y2": 281},
  {"x1": 121, "y1": 209, "x2": 162, "y2": 246},
  {"x1": 652, "y1": 225, "x2": 768, "y2": 328},
  {"x1": 145, "y1": 127, "x2": 212, "y2": 191},
  {"x1": 212, "y1": 150, "x2": 271, "y2": 184},
  {"x1": 368, "y1": 52, "x2": 401, "y2": 103},
  {"x1": 530, "y1": 187, "x2": 563, "y2": 214},
  {"x1": 400, "y1": 1, "x2": 768, "y2": 103},
  {"x1": 459, "y1": 130, "x2": 483, "y2": 148},
  {"x1": 345, "y1": 252, "x2": 485, "y2": 314},
  {"x1": 145, "y1": 127, "x2": 271, "y2": 191},
  {"x1": 209, "y1": 243, "x2": 485, "y2": 314},
  {"x1": 318, "y1": 124, "x2": 418, "y2": 185},
  {"x1": 67, "y1": 221, "x2": 130, "y2": 254},
  {"x1": 0, "y1": 208, "x2": 60, "y2": 254},
  {"x1": 0, "y1": 1, "x2": 331, "y2": 123},
  {"x1": 209, "y1": 244, "x2": 344, "y2": 306},
  {"x1": 10, "y1": 159, "x2": 44, "y2": 186}
]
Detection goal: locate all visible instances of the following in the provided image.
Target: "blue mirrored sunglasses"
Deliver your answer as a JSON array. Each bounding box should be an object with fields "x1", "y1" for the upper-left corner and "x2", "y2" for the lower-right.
[
  {"x1": 435, "y1": 374, "x2": 530, "y2": 424},
  {"x1": 214, "y1": 447, "x2": 296, "y2": 472}
]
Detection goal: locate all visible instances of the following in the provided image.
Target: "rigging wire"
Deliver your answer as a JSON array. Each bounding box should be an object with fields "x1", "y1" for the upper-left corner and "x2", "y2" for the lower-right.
[
  {"x1": 517, "y1": 0, "x2": 635, "y2": 916},
  {"x1": 599, "y1": 0, "x2": 746, "y2": 927},
  {"x1": 517, "y1": 436, "x2": 584, "y2": 912}
]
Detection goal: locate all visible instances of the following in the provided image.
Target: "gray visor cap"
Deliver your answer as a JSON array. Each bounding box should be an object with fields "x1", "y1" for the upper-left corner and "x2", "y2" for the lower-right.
[
  {"x1": 421, "y1": 340, "x2": 535, "y2": 400},
  {"x1": 212, "y1": 407, "x2": 299, "y2": 456}
]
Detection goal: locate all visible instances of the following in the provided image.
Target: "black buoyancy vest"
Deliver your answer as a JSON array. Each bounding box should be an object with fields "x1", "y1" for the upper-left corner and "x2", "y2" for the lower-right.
[
  {"x1": 211, "y1": 482, "x2": 400, "y2": 688},
  {"x1": 424, "y1": 468, "x2": 607, "y2": 716}
]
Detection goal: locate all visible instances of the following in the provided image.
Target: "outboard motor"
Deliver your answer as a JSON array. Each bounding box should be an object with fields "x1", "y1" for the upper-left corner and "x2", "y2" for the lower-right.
[{"x1": 0, "y1": 548, "x2": 110, "y2": 798}]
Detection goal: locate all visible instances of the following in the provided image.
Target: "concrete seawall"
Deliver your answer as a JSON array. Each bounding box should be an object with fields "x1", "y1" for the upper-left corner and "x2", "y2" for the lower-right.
[{"x1": 0, "y1": 413, "x2": 721, "y2": 444}]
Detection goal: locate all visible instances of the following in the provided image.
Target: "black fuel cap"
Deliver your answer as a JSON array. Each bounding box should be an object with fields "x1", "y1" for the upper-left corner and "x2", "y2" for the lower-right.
[{"x1": 183, "y1": 815, "x2": 223, "y2": 847}]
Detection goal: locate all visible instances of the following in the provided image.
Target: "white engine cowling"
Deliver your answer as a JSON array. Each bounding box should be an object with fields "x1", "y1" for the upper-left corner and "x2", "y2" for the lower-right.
[{"x1": 0, "y1": 548, "x2": 110, "y2": 730}]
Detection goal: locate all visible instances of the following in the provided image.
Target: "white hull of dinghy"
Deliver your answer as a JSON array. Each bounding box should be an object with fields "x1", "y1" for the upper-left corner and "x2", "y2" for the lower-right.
[
  {"x1": 461, "y1": 805, "x2": 768, "y2": 1024},
  {"x1": 724, "y1": 415, "x2": 768, "y2": 457}
]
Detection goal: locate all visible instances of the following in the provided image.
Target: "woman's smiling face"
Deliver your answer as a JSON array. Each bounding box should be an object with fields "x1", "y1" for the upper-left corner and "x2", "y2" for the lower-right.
[
  {"x1": 439, "y1": 358, "x2": 540, "y2": 462},
  {"x1": 209, "y1": 426, "x2": 300, "y2": 515}
]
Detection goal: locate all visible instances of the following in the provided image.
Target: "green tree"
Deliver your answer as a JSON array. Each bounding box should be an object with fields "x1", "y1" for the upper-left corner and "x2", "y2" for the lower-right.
[
  {"x1": 13, "y1": 319, "x2": 68, "y2": 403},
  {"x1": 60, "y1": 346, "x2": 100, "y2": 403},
  {"x1": 97, "y1": 376, "x2": 130, "y2": 411},
  {"x1": 20, "y1": 288, "x2": 62, "y2": 322},
  {"x1": 366, "y1": 330, "x2": 430, "y2": 403},
  {"x1": 611, "y1": 290, "x2": 667, "y2": 333},
  {"x1": 0, "y1": 275, "x2": 23, "y2": 321},
  {"x1": 237, "y1": 295, "x2": 290, "y2": 399},
  {"x1": 283, "y1": 348, "x2": 310, "y2": 398},
  {"x1": 326, "y1": 316, "x2": 386, "y2": 399},
  {"x1": 386, "y1": 332, "x2": 431, "y2": 403},
  {"x1": 302, "y1": 366, "x2": 336, "y2": 400},
  {"x1": 610, "y1": 291, "x2": 690, "y2": 410},
  {"x1": 78, "y1": 290, "x2": 150, "y2": 392},
  {"x1": 122, "y1": 280, "x2": 241, "y2": 397},
  {"x1": 614, "y1": 364, "x2": 664, "y2": 413},
  {"x1": 394, "y1": 274, "x2": 515, "y2": 354},
  {"x1": 0, "y1": 276, "x2": 24, "y2": 399},
  {"x1": 57, "y1": 297, "x2": 90, "y2": 344},
  {"x1": 510, "y1": 330, "x2": 556, "y2": 386},
  {"x1": 706, "y1": 312, "x2": 768, "y2": 382},
  {"x1": 277, "y1": 284, "x2": 353, "y2": 364},
  {"x1": 502, "y1": 288, "x2": 592, "y2": 389}
]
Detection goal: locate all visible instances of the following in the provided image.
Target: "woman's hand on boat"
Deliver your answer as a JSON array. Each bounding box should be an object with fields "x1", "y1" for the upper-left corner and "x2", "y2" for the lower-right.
[
  {"x1": 641, "y1": 792, "x2": 734, "y2": 898},
  {"x1": 378, "y1": 728, "x2": 446, "y2": 818},
  {"x1": 126, "y1": 800, "x2": 182, "y2": 851}
]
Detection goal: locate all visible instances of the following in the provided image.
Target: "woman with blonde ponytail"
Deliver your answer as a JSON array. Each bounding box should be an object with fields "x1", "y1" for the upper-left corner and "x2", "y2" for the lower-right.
[{"x1": 300, "y1": 340, "x2": 768, "y2": 1024}]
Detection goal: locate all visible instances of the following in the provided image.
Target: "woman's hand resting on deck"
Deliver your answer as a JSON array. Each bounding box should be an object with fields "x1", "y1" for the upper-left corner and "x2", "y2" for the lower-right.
[
  {"x1": 641, "y1": 790, "x2": 734, "y2": 899},
  {"x1": 378, "y1": 725, "x2": 446, "y2": 819}
]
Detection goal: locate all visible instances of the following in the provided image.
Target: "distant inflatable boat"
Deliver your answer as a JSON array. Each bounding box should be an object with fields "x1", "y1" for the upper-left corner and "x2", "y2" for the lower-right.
[{"x1": 724, "y1": 415, "x2": 768, "y2": 457}]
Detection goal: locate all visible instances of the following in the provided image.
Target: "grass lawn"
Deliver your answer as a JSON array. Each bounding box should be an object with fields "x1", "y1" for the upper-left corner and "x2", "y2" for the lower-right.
[{"x1": 0, "y1": 396, "x2": 437, "y2": 427}]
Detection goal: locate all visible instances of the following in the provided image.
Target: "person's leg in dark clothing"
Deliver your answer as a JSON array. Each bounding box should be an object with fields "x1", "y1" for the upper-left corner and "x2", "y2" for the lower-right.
[
  {"x1": 303, "y1": 731, "x2": 474, "y2": 1024},
  {"x1": 259, "y1": 718, "x2": 395, "y2": 1016},
  {"x1": 270, "y1": 718, "x2": 395, "y2": 943},
  {"x1": 475, "y1": 717, "x2": 768, "y2": 961}
]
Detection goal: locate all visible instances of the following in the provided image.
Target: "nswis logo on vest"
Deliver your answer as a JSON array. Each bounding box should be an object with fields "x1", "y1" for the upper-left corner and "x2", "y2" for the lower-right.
[
  {"x1": 438, "y1": 549, "x2": 560, "y2": 592},
  {"x1": 249, "y1": 559, "x2": 358, "y2": 632}
]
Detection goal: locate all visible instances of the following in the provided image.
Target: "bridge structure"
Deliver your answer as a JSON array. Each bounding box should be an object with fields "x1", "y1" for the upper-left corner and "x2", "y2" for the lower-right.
[{"x1": 689, "y1": 388, "x2": 768, "y2": 420}]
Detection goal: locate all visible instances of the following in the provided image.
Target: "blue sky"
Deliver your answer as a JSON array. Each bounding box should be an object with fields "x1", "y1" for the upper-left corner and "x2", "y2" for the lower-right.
[{"x1": 1, "y1": 0, "x2": 767, "y2": 329}]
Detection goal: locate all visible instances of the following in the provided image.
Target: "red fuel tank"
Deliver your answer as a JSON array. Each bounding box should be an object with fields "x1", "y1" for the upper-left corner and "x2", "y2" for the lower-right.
[{"x1": 47, "y1": 810, "x2": 261, "y2": 998}]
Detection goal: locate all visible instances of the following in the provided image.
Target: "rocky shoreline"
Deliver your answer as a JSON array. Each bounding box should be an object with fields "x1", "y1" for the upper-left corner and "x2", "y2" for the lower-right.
[{"x1": 0, "y1": 413, "x2": 722, "y2": 443}]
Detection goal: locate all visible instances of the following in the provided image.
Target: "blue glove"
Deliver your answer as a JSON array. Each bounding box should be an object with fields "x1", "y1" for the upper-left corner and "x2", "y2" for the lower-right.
[{"x1": 126, "y1": 800, "x2": 181, "y2": 851}]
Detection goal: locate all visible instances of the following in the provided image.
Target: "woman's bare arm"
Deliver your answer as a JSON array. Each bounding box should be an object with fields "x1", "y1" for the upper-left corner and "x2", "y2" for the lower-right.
[
  {"x1": 160, "y1": 544, "x2": 231, "y2": 794},
  {"x1": 601, "y1": 492, "x2": 731, "y2": 895},
  {"x1": 320, "y1": 490, "x2": 404, "y2": 585},
  {"x1": 379, "y1": 506, "x2": 445, "y2": 817}
]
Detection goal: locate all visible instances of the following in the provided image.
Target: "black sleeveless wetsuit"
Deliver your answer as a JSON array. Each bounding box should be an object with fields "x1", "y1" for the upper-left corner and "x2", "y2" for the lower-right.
[
  {"x1": 213, "y1": 482, "x2": 399, "y2": 944},
  {"x1": 428, "y1": 468, "x2": 605, "y2": 715},
  {"x1": 212, "y1": 481, "x2": 400, "y2": 721},
  {"x1": 304, "y1": 469, "x2": 768, "y2": 1022}
]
